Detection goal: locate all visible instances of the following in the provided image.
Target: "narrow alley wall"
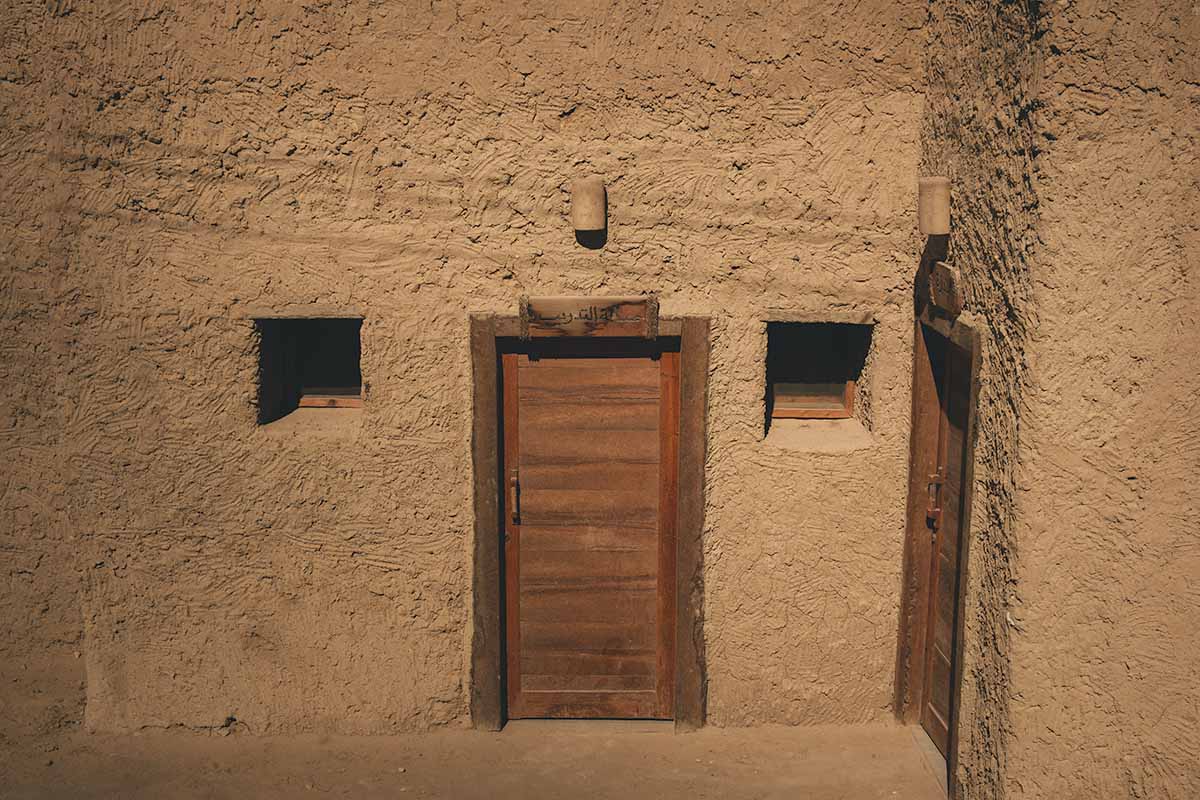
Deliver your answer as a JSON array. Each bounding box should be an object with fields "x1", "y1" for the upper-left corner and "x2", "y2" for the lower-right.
[
  {"x1": 924, "y1": 1, "x2": 1200, "y2": 798},
  {"x1": 1011, "y1": 2, "x2": 1200, "y2": 797},
  {"x1": 920, "y1": 1, "x2": 1040, "y2": 797}
]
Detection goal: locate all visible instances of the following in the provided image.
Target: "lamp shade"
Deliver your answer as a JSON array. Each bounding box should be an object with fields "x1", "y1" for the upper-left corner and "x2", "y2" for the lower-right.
[
  {"x1": 570, "y1": 176, "x2": 606, "y2": 231},
  {"x1": 918, "y1": 176, "x2": 951, "y2": 235}
]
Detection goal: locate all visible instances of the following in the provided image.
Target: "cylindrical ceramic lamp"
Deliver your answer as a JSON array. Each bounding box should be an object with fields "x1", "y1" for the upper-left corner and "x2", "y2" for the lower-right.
[
  {"x1": 918, "y1": 176, "x2": 951, "y2": 235},
  {"x1": 570, "y1": 176, "x2": 606, "y2": 231}
]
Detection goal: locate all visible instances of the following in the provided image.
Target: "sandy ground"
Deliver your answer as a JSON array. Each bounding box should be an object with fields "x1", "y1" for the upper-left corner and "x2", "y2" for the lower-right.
[{"x1": 3, "y1": 721, "x2": 946, "y2": 799}]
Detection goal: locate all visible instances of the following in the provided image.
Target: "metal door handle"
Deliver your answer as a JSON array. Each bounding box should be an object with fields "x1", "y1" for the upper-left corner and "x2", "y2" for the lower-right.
[
  {"x1": 926, "y1": 468, "x2": 945, "y2": 529},
  {"x1": 508, "y1": 469, "x2": 520, "y2": 524}
]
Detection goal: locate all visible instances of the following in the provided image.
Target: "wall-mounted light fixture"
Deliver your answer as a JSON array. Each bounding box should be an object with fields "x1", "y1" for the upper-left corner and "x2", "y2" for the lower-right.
[
  {"x1": 918, "y1": 176, "x2": 951, "y2": 235},
  {"x1": 571, "y1": 175, "x2": 606, "y2": 230}
]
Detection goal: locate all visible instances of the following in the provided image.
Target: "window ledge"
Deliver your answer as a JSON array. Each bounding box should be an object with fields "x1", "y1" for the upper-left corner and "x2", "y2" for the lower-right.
[
  {"x1": 764, "y1": 418, "x2": 874, "y2": 453},
  {"x1": 256, "y1": 407, "x2": 362, "y2": 439}
]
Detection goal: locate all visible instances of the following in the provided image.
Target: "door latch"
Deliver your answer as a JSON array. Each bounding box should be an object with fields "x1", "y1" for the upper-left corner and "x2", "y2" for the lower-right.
[
  {"x1": 926, "y1": 467, "x2": 945, "y2": 530},
  {"x1": 508, "y1": 468, "x2": 520, "y2": 525}
]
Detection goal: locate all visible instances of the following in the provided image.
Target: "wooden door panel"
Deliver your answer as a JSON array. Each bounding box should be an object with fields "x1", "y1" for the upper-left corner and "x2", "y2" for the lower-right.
[
  {"x1": 520, "y1": 587, "x2": 657, "y2": 623},
  {"x1": 504, "y1": 343, "x2": 678, "y2": 720},
  {"x1": 518, "y1": 401, "x2": 660, "y2": 431},
  {"x1": 923, "y1": 652, "x2": 952, "y2": 754},
  {"x1": 519, "y1": 491, "x2": 658, "y2": 528},
  {"x1": 519, "y1": 525, "x2": 656, "y2": 552},
  {"x1": 520, "y1": 362, "x2": 660, "y2": 399},
  {"x1": 910, "y1": 325, "x2": 975, "y2": 764},
  {"x1": 933, "y1": 557, "x2": 956, "y2": 653},
  {"x1": 522, "y1": 650, "x2": 657, "y2": 677},
  {"x1": 521, "y1": 548, "x2": 658, "y2": 581},
  {"x1": 515, "y1": 691, "x2": 661, "y2": 719},
  {"x1": 520, "y1": 428, "x2": 660, "y2": 463},
  {"x1": 521, "y1": 620, "x2": 658, "y2": 652},
  {"x1": 519, "y1": 464, "x2": 660, "y2": 492},
  {"x1": 901, "y1": 324, "x2": 943, "y2": 720},
  {"x1": 521, "y1": 674, "x2": 657, "y2": 692}
]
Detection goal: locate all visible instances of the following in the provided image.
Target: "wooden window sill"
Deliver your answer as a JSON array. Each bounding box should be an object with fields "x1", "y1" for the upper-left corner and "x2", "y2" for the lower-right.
[{"x1": 298, "y1": 394, "x2": 363, "y2": 408}]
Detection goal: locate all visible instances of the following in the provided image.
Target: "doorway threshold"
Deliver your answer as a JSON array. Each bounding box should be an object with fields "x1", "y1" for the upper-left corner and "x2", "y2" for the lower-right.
[
  {"x1": 910, "y1": 725, "x2": 949, "y2": 795},
  {"x1": 502, "y1": 719, "x2": 674, "y2": 735}
]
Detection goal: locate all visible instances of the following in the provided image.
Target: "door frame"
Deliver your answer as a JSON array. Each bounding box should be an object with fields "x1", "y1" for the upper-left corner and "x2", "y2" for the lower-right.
[
  {"x1": 468, "y1": 314, "x2": 710, "y2": 731},
  {"x1": 894, "y1": 308, "x2": 982, "y2": 798}
]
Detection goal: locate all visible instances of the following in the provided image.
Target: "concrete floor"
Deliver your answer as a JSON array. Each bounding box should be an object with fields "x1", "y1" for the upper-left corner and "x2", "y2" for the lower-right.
[{"x1": 6, "y1": 721, "x2": 947, "y2": 799}]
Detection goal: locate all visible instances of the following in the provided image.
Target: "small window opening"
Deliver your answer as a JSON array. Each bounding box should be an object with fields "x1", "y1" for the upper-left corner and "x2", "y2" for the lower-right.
[
  {"x1": 256, "y1": 317, "x2": 362, "y2": 424},
  {"x1": 765, "y1": 322, "x2": 871, "y2": 432}
]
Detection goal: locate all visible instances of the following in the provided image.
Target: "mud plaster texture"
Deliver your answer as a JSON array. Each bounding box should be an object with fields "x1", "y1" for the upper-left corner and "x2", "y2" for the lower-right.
[
  {"x1": 1, "y1": 2, "x2": 1197, "y2": 799},
  {"x1": 920, "y1": 2, "x2": 1040, "y2": 797},
  {"x1": 1009, "y1": 2, "x2": 1200, "y2": 798},
  {"x1": 924, "y1": 2, "x2": 1200, "y2": 798},
  {"x1": 1, "y1": 0, "x2": 927, "y2": 738}
]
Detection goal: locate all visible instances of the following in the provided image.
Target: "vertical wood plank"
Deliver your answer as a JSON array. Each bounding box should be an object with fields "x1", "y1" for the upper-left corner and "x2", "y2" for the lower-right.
[
  {"x1": 896, "y1": 322, "x2": 942, "y2": 722},
  {"x1": 502, "y1": 353, "x2": 523, "y2": 717},
  {"x1": 920, "y1": 335, "x2": 954, "y2": 754},
  {"x1": 899, "y1": 313, "x2": 983, "y2": 800},
  {"x1": 469, "y1": 315, "x2": 503, "y2": 730},
  {"x1": 675, "y1": 317, "x2": 710, "y2": 731},
  {"x1": 509, "y1": 346, "x2": 668, "y2": 719},
  {"x1": 657, "y1": 350, "x2": 680, "y2": 717},
  {"x1": 947, "y1": 328, "x2": 982, "y2": 800}
]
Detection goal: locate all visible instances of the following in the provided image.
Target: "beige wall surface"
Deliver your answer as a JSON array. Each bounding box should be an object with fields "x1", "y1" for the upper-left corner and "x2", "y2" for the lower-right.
[
  {"x1": 2, "y1": 2, "x2": 1196, "y2": 799},
  {"x1": 1009, "y1": 2, "x2": 1200, "y2": 798},
  {"x1": 0, "y1": 0, "x2": 88, "y2": 742},
  {"x1": 1, "y1": 0, "x2": 927, "y2": 736},
  {"x1": 920, "y1": 2, "x2": 1041, "y2": 796},
  {"x1": 923, "y1": 2, "x2": 1199, "y2": 798}
]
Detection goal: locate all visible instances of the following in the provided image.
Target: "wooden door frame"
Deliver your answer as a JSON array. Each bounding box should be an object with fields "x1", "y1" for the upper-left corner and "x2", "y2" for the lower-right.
[
  {"x1": 894, "y1": 309, "x2": 982, "y2": 798},
  {"x1": 469, "y1": 314, "x2": 710, "y2": 731}
]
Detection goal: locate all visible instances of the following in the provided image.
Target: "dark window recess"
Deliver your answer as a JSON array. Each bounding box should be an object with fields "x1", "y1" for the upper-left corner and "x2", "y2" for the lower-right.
[
  {"x1": 255, "y1": 318, "x2": 362, "y2": 424},
  {"x1": 765, "y1": 322, "x2": 871, "y2": 431}
]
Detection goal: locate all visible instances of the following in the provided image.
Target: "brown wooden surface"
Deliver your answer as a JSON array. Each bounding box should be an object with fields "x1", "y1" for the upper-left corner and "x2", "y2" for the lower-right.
[
  {"x1": 495, "y1": 316, "x2": 684, "y2": 338},
  {"x1": 674, "y1": 317, "x2": 709, "y2": 730},
  {"x1": 471, "y1": 316, "x2": 707, "y2": 731},
  {"x1": 897, "y1": 321, "x2": 976, "y2": 763},
  {"x1": 469, "y1": 316, "x2": 503, "y2": 730},
  {"x1": 928, "y1": 261, "x2": 964, "y2": 318},
  {"x1": 896, "y1": 321, "x2": 942, "y2": 723},
  {"x1": 919, "y1": 335, "x2": 972, "y2": 756},
  {"x1": 657, "y1": 351, "x2": 680, "y2": 717},
  {"x1": 522, "y1": 296, "x2": 657, "y2": 339},
  {"x1": 503, "y1": 341, "x2": 678, "y2": 719},
  {"x1": 770, "y1": 380, "x2": 854, "y2": 419},
  {"x1": 297, "y1": 394, "x2": 363, "y2": 408}
]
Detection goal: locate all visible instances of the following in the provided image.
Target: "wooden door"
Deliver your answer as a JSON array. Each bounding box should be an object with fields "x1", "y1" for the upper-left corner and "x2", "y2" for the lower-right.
[
  {"x1": 501, "y1": 339, "x2": 678, "y2": 719},
  {"x1": 905, "y1": 324, "x2": 974, "y2": 757}
]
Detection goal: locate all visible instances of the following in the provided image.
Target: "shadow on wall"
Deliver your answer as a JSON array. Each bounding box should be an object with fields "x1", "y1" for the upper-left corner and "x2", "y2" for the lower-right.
[
  {"x1": 575, "y1": 229, "x2": 607, "y2": 249},
  {"x1": 913, "y1": 234, "x2": 949, "y2": 319}
]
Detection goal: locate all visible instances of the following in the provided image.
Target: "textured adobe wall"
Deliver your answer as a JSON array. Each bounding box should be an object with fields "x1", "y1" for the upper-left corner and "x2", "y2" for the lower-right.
[
  {"x1": 0, "y1": 1, "x2": 930, "y2": 734},
  {"x1": 0, "y1": 2, "x2": 86, "y2": 743},
  {"x1": 920, "y1": 0, "x2": 1040, "y2": 794},
  {"x1": 924, "y1": 1, "x2": 1200, "y2": 798},
  {"x1": 4, "y1": 4, "x2": 1193, "y2": 797},
  {"x1": 1008, "y1": 2, "x2": 1200, "y2": 797}
]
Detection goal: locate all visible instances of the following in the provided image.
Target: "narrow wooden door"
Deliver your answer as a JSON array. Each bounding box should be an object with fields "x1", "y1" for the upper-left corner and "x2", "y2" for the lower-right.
[
  {"x1": 906, "y1": 324, "x2": 974, "y2": 757},
  {"x1": 502, "y1": 340, "x2": 678, "y2": 719}
]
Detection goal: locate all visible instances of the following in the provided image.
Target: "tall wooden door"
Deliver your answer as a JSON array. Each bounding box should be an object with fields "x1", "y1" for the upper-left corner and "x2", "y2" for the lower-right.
[
  {"x1": 905, "y1": 324, "x2": 974, "y2": 757},
  {"x1": 501, "y1": 339, "x2": 678, "y2": 719}
]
